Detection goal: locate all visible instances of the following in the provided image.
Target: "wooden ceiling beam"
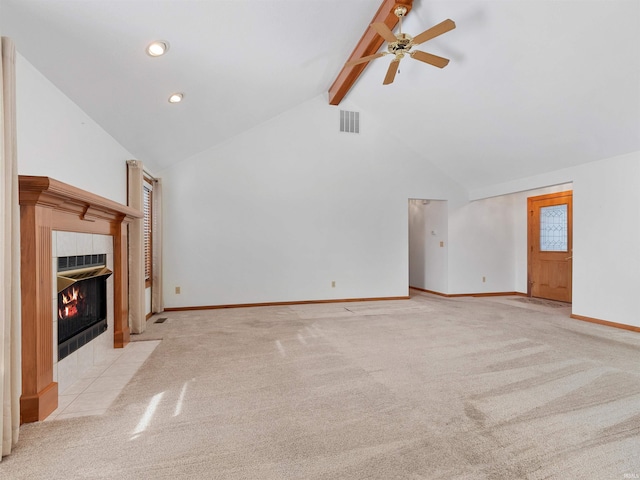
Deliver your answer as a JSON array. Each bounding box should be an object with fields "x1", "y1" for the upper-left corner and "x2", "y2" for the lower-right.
[{"x1": 328, "y1": 0, "x2": 413, "y2": 106}]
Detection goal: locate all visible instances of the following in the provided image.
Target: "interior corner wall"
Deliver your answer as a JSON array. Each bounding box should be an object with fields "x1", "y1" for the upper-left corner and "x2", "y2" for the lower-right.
[
  {"x1": 15, "y1": 54, "x2": 131, "y2": 204},
  {"x1": 408, "y1": 199, "x2": 448, "y2": 293},
  {"x1": 159, "y1": 95, "x2": 467, "y2": 308}
]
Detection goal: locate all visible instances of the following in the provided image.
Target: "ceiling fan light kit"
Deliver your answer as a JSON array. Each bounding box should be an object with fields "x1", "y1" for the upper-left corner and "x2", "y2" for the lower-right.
[{"x1": 346, "y1": 5, "x2": 456, "y2": 85}]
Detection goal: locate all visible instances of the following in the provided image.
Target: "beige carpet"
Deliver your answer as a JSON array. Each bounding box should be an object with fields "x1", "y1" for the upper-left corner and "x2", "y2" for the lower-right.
[{"x1": 2, "y1": 292, "x2": 640, "y2": 479}]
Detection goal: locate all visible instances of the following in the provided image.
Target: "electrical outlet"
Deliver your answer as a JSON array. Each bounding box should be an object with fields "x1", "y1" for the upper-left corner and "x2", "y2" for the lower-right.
[
  {"x1": 439, "y1": 241, "x2": 444, "y2": 247},
  {"x1": 331, "y1": 281, "x2": 336, "y2": 288},
  {"x1": 175, "y1": 286, "x2": 181, "y2": 294},
  {"x1": 482, "y1": 276, "x2": 486, "y2": 283}
]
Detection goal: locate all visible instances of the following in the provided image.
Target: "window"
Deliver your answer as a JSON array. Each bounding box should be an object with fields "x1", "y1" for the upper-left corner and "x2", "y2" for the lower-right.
[
  {"x1": 143, "y1": 180, "x2": 153, "y2": 287},
  {"x1": 539, "y1": 204, "x2": 568, "y2": 252}
]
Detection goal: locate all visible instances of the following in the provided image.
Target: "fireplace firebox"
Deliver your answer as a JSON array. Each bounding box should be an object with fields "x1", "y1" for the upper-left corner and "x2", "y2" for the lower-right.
[{"x1": 57, "y1": 254, "x2": 112, "y2": 360}]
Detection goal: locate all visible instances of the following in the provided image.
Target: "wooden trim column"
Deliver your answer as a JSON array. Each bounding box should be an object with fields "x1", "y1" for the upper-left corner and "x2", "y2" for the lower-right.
[
  {"x1": 18, "y1": 176, "x2": 141, "y2": 422},
  {"x1": 113, "y1": 218, "x2": 131, "y2": 347},
  {"x1": 19, "y1": 203, "x2": 57, "y2": 423}
]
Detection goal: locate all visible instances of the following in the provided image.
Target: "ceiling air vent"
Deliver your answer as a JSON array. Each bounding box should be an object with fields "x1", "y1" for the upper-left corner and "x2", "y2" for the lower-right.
[{"x1": 340, "y1": 110, "x2": 360, "y2": 134}]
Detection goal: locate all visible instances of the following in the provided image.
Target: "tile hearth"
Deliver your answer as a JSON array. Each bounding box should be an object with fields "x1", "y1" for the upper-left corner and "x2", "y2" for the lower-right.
[{"x1": 45, "y1": 340, "x2": 160, "y2": 421}]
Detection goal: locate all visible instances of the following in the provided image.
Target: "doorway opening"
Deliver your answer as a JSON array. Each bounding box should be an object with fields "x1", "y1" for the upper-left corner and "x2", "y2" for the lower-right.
[{"x1": 408, "y1": 199, "x2": 447, "y2": 294}]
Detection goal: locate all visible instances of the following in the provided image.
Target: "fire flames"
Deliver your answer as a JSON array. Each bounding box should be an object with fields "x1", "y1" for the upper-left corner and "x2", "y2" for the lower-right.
[{"x1": 59, "y1": 286, "x2": 81, "y2": 320}]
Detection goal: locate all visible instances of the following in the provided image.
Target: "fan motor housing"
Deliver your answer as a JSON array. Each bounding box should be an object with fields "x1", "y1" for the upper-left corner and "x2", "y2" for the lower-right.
[{"x1": 388, "y1": 33, "x2": 413, "y2": 55}]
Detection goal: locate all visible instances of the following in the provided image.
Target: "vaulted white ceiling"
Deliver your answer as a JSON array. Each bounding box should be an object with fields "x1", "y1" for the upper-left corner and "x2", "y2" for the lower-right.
[{"x1": 2, "y1": 0, "x2": 639, "y2": 191}]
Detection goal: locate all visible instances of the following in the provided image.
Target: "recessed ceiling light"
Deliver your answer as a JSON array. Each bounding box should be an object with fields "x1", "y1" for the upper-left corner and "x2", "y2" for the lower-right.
[
  {"x1": 168, "y1": 93, "x2": 183, "y2": 103},
  {"x1": 146, "y1": 41, "x2": 169, "y2": 57}
]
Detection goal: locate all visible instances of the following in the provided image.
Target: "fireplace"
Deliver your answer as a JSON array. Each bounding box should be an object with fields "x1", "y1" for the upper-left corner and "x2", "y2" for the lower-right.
[
  {"x1": 57, "y1": 254, "x2": 112, "y2": 361},
  {"x1": 18, "y1": 175, "x2": 141, "y2": 423}
]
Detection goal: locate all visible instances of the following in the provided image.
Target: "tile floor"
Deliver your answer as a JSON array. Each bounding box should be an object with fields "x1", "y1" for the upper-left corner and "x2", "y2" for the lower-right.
[{"x1": 45, "y1": 340, "x2": 161, "y2": 421}]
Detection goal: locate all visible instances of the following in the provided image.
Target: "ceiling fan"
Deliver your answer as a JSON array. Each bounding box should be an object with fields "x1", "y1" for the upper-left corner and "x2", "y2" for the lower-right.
[{"x1": 346, "y1": 5, "x2": 455, "y2": 85}]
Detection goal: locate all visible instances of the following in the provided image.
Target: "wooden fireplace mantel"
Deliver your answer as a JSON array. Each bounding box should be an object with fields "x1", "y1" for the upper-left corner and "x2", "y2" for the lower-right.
[{"x1": 18, "y1": 175, "x2": 141, "y2": 423}]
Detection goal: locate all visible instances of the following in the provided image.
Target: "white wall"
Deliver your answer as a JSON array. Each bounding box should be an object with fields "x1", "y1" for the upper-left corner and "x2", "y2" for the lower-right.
[
  {"x1": 145, "y1": 287, "x2": 151, "y2": 317},
  {"x1": 15, "y1": 54, "x2": 131, "y2": 204},
  {"x1": 448, "y1": 194, "x2": 517, "y2": 294},
  {"x1": 159, "y1": 95, "x2": 467, "y2": 308},
  {"x1": 408, "y1": 199, "x2": 448, "y2": 292},
  {"x1": 572, "y1": 151, "x2": 640, "y2": 327}
]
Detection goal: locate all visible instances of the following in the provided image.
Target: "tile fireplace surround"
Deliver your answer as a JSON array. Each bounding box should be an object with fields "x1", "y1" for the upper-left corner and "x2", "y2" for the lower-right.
[
  {"x1": 18, "y1": 176, "x2": 141, "y2": 423},
  {"x1": 54, "y1": 233, "x2": 114, "y2": 392}
]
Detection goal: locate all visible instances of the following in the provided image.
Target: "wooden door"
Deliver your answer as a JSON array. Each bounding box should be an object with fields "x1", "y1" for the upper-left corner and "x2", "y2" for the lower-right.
[{"x1": 528, "y1": 191, "x2": 572, "y2": 302}]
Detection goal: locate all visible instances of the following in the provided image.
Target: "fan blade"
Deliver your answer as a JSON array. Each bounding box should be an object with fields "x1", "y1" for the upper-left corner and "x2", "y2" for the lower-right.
[
  {"x1": 412, "y1": 19, "x2": 456, "y2": 46},
  {"x1": 411, "y1": 50, "x2": 450, "y2": 68},
  {"x1": 346, "y1": 52, "x2": 386, "y2": 67},
  {"x1": 371, "y1": 22, "x2": 398, "y2": 43},
  {"x1": 383, "y1": 59, "x2": 400, "y2": 85}
]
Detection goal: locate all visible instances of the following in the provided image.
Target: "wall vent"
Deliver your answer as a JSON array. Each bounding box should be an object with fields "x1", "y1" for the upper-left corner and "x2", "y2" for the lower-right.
[
  {"x1": 340, "y1": 110, "x2": 360, "y2": 133},
  {"x1": 58, "y1": 254, "x2": 106, "y2": 272}
]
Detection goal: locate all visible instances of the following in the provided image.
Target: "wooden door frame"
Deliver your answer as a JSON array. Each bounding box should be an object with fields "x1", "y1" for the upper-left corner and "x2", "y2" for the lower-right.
[{"x1": 527, "y1": 190, "x2": 573, "y2": 300}]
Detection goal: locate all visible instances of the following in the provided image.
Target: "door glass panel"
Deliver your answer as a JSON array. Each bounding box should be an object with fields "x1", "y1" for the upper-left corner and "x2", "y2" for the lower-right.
[{"x1": 540, "y1": 204, "x2": 568, "y2": 251}]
